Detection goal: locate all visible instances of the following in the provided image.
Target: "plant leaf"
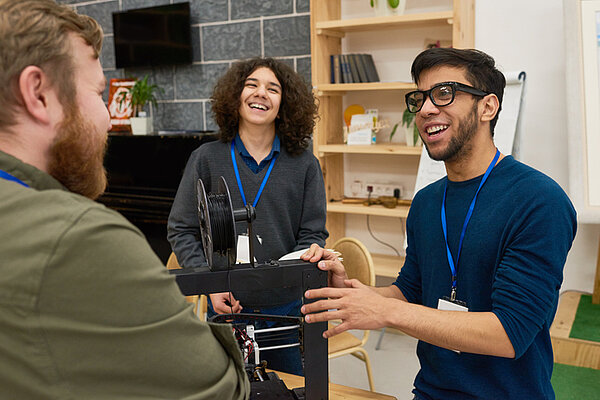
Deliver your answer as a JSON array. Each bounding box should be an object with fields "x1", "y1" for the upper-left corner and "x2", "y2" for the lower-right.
[
  {"x1": 413, "y1": 123, "x2": 420, "y2": 145},
  {"x1": 389, "y1": 123, "x2": 398, "y2": 141}
]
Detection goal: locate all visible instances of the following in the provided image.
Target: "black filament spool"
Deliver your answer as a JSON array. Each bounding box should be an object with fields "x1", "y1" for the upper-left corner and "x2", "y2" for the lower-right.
[
  {"x1": 197, "y1": 177, "x2": 237, "y2": 269},
  {"x1": 207, "y1": 194, "x2": 235, "y2": 252}
]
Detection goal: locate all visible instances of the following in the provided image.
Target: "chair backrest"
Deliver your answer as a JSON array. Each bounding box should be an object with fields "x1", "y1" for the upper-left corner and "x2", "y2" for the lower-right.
[
  {"x1": 331, "y1": 237, "x2": 375, "y2": 286},
  {"x1": 166, "y1": 252, "x2": 205, "y2": 318},
  {"x1": 166, "y1": 252, "x2": 180, "y2": 269}
]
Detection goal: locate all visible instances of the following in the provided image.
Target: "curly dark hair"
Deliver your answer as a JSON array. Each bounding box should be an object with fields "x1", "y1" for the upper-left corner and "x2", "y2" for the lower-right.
[{"x1": 211, "y1": 57, "x2": 318, "y2": 155}]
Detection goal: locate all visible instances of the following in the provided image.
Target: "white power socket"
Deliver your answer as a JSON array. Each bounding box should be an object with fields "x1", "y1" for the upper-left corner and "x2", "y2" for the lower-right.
[
  {"x1": 350, "y1": 180, "x2": 402, "y2": 198},
  {"x1": 369, "y1": 183, "x2": 400, "y2": 197}
]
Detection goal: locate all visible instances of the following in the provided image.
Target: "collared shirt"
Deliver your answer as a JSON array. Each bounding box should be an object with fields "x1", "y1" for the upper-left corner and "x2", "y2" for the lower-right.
[{"x1": 234, "y1": 133, "x2": 280, "y2": 174}]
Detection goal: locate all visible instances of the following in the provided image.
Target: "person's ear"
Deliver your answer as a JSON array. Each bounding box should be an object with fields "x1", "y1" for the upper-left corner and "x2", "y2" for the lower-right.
[
  {"x1": 480, "y1": 94, "x2": 499, "y2": 123},
  {"x1": 18, "y1": 66, "x2": 55, "y2": 125}
]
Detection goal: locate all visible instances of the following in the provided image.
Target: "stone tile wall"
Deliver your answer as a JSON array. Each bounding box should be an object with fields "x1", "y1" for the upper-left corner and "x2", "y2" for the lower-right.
[{"x1": 59, "y1": 0, "x2": 311, "y2": 132}]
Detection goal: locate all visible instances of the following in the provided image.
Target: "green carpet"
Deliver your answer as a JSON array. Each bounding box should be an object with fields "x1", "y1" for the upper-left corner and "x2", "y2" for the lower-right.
[
  {"x1": 569, "y1": 295, "x2": 600, "y2": 342},
  {"x1": 552, "y1": 363, "x2": 600, "y2": 400}
]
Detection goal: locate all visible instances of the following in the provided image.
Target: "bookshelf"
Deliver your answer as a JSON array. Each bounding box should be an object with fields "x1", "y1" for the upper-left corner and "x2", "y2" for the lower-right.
[
  {"x1": 315, "y1": 11, "x2": 454, "y2": 35},
  {"x1": 316, "y1": 81, "x2": 416, "y2": 95},
  {"x1": 310, "y1": 0, "x2": 475, "y2": 277},
  {"x1": 318, "y1": 144, "x2": 422, "y2": 156}
]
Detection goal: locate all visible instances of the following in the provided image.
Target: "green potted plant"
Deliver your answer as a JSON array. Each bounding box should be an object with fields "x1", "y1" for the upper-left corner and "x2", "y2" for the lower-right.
[
  {"x1": 370, "y1": 0, "x2": 406, "y2": 16},
  {"x1": 119, "y1": 75, "x2": 163, "y2": 135},
  {"x1": 399, "y1": 108, "x2": 421, "y2": 146}
]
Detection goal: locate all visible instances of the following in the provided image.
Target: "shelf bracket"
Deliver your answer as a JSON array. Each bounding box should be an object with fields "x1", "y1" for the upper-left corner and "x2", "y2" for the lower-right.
[
  {"x1": 316, "y1": 90, "x2": 346, "y2": 97},
  {"x1": 316, "y1": 28, "x2": 346, "y2": 38}
]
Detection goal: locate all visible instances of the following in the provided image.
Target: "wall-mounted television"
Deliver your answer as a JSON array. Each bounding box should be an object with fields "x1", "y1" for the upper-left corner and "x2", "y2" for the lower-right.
[{"x1": 112, "y1": 2, "x2": 192, "y2": 69}]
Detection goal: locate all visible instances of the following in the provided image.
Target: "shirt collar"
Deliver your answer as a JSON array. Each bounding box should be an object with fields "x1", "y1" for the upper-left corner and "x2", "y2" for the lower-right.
[
  {"x1": 0, "y1": 150, "x2": 65, "y2": 191},
  {"x1": 234, "y1": 133, "x2": 280, "y2": 162}
]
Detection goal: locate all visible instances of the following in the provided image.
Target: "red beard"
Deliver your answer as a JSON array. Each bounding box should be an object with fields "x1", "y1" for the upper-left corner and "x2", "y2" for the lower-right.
[{"x1": 47, "y1": 105, "x2": 107, "y2": 200}]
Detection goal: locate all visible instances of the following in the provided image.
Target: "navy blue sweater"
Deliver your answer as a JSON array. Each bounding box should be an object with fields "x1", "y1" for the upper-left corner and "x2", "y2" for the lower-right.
[{"x1": 394, "y1": 156, "x2": 577, "y2": 400}]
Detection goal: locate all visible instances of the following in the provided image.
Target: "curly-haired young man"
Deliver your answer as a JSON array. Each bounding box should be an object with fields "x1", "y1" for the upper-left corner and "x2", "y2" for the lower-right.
[{"x1": 168, "y1": 57, "x2": 328, "y2": 375}]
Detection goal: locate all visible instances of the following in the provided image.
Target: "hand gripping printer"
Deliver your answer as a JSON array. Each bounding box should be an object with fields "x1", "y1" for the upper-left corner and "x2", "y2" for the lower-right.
[{"x1": 169, "y1": 177, "x2": 328, "y2": 400}]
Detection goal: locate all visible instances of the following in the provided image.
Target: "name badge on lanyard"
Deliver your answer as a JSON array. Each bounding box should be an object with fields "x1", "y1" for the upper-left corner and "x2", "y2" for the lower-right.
[
  {"x1": 230, "y1": 139, "x2": 277, "y2": 209},
  {"x1": 439, "y1": 148, "x2": 500, "y2": 310},
  {"x1": 230, "y1": 139, "x2": 277, "y2": 258}
]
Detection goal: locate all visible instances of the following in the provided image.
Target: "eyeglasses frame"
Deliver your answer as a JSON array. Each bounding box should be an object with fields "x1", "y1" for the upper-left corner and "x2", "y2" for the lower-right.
[{"x1": 405, "y1": 81, "x2": 490, "y2": 113}]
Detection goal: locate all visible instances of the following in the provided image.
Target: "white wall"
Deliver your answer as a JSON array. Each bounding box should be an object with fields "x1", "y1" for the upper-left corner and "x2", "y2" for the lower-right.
[{"x1": 475, "y1": 0, "x2": 598, "y2": 293}]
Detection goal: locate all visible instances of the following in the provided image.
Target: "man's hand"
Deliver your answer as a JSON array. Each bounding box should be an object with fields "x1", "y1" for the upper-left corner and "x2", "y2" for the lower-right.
[
  {"x1": 301, "y1": 243, "x2": 349, "y2": 288},
  {"x1": 210, "y1": 292, "x2": 242, "y2": 314},
  {"x1": 301, "y1": 279, "x2": 392, "y2": 338}
]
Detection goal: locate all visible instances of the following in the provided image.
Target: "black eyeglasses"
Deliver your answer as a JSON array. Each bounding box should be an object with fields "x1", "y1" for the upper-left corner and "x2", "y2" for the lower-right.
[{"x1": 405, "y1": 81, "x2": 489, "y2": 113}]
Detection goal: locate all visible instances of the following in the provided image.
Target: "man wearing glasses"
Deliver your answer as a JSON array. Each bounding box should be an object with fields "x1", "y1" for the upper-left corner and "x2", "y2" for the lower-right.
[{"x1": 301, "y1": 48, "x2": 577, "y2": 399}]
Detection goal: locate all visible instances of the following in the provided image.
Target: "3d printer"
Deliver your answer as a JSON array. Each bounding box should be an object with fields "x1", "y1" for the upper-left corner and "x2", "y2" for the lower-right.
[{"x1": 169, "y1": 177, "x2": 329, "y2": 400}]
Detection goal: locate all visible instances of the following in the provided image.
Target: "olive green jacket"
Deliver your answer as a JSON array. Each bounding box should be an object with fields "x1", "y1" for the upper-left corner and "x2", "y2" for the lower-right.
[{"x1": 0, "y1": 150, "x2": 249, "y2": 399}]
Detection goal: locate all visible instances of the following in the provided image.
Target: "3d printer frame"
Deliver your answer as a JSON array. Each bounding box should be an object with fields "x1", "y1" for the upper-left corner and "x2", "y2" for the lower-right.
[{"x1": 170, "y1": 259, "x2": 329, "y2": 400}]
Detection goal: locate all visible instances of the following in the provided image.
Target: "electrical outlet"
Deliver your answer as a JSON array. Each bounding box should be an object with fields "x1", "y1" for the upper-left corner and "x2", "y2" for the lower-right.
[
  {"x1": 369, "y1": 183, "x2": 398, "y2": 197},
  {"x1": 350, "y1": 180, "x2": 364, "y2": 197},
  {"x1": 359, "y1": 182, "x2": 402, "y2": 198},
  {"x1": 348, "y1": 178, "x2": 403, "y2": 198}
]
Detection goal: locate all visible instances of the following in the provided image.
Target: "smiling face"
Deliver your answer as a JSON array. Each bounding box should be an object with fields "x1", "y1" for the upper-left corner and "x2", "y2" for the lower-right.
[
  {"x1": 415, "y1": 66, "x2": 482, "y2": 163},
  {"x1": 238, "y1": 67, "x2": 282, "y2": 131}
]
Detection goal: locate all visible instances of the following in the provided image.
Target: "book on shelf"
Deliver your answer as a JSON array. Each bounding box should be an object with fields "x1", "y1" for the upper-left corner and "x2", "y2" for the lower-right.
[
  {"x1": 330, "y1": 53, "x2": 380, "y2": 84},
  {"x1": 348, "y1": 54, "x2": 361, "y2": 84},
  {"x1": 354, "y1": 54, "x2": 370, "y2": 83},
  {"x1": 341, "y1": 54, "x2": 353, "y2": 83},
  {"x1": 330, "y1": 54, "x2": 341, "y2": 84},
  {"x1": 330, "y1": 55, "x2": 334, "y2": 84},
  {"x1": 362, "y1": 54, "x2": 380, "y2": 82}
]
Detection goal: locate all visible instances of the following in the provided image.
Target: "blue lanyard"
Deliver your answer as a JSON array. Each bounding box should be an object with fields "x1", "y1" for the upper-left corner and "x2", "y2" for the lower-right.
[
  {"x1": 441, "y1": 148, "x2": 500, "y2": 300},
  {"x1": 230, "y1": 139, "x2": 277, "y2": 208},
  {"x1": 0, "y1": 169, "x2": 29, "y2": 188}
]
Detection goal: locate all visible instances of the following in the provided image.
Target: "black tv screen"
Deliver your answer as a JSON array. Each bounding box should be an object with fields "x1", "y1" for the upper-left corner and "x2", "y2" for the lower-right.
[{"x1": 112, "y1": 2, "x2": 192, "y2": 69}]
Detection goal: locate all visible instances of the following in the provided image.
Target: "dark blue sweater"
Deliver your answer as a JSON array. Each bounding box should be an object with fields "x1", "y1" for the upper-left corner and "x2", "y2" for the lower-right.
[{"x1": 394, "y1": 156, "x2": 577, "y2": 400}]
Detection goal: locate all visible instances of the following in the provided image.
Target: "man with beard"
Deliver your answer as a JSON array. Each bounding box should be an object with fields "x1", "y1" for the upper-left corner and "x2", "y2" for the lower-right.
[
  {"x1": 300, "y1": 48, "x2": 577, "y2": 399},
  {"x1": 0, "y1": 1, "x2": 249, "y2": 398}
]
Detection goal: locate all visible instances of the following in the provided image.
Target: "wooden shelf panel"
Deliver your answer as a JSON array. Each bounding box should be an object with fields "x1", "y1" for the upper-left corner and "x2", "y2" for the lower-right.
[
  {"x1": 327, "y1": 201, "x2": 410, "y2": 218},
  {"x1": 318, "y1": 144, "x2": 422, "y2": 155},
  {"x1": 316, "y1": 11, "x2": 453, "y2": 35},
  {"x1": 372, "y1": 253, "x2": 404, "y2": 278},
  {"x1": 316, "y1": 81, "x2": 416, "y2": 94}
]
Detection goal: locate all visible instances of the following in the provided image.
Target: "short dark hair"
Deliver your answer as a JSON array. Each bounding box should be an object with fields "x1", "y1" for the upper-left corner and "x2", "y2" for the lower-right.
[
  {"x1": 410, "y1": 48, "x2": 506, "y2": 136},
  {"x1": 211, "y1": 57, "x2": 318, "y2": 155}
]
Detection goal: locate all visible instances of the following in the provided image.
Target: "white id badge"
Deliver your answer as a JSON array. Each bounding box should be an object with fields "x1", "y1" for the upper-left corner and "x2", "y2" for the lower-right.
[
  {"x1": 437, "y1": 298, "x2": 468, "y2": 312},
  {"x1": 437, "y1": 298, "x2": 468, "y2": 353}
]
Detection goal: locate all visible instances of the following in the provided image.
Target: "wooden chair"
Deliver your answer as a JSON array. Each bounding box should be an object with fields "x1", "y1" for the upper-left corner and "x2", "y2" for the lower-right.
[
  {"x1": 166, "y1": 252, "x2": 207, "y2": 320},
  {"x1": 328, "y1": 237, "x2": 376, "y2": 392}
]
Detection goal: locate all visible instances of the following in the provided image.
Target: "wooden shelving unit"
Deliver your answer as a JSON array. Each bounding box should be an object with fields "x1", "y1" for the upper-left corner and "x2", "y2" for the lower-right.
[
  {"x1": 318, "y1": 144, "x2": 422, "y2": 156},
  {"x1": 310, "y1": 0, "x2": 475, "y2": 276},
  {"x1": 315, "y1": 11, "x2": 454, "y2": 35},
  {"x1": 316, "y1": 81, "x2": 416, "y2": 95},
  {"x1": 327, "y1": 201, "x2": 410, "y2": 219}
]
